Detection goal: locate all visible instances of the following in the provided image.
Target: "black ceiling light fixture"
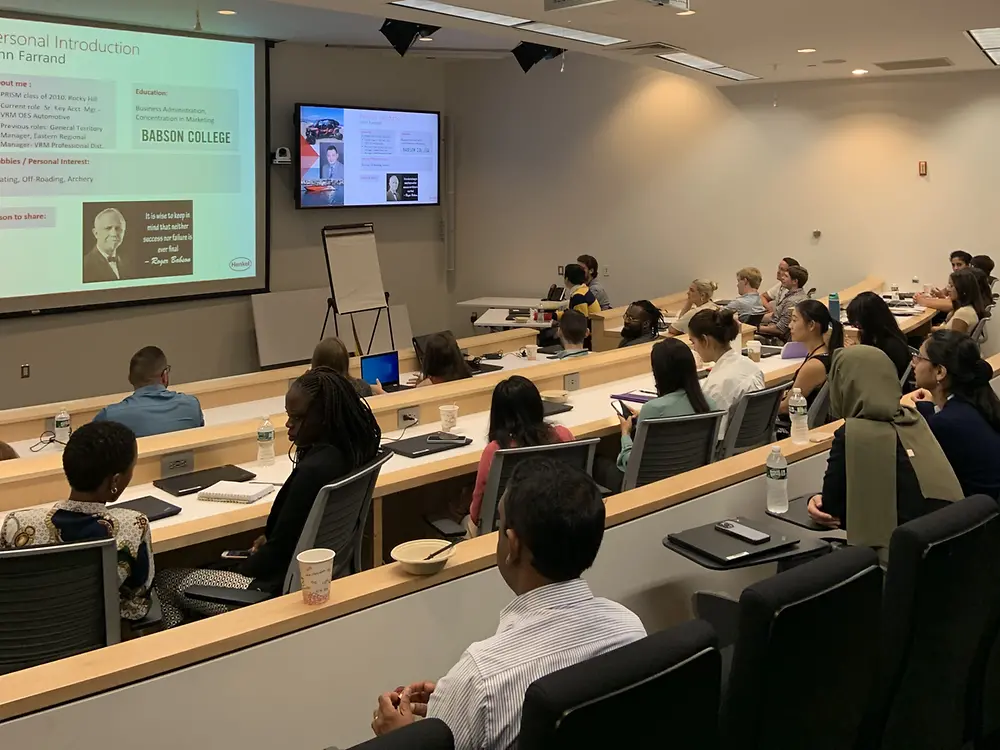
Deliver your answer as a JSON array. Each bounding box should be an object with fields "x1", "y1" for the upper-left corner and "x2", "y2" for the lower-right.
[
  {"x1": 379, "y1": 19, "x2": 441, "y2": 56},
  {"x1": 511, "y1": 42, "x2": 564, "y2": 73}
]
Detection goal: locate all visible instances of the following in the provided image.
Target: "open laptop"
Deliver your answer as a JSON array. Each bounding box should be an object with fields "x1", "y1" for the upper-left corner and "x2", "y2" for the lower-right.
[{"x1": 360, "y1": 350, "x2": 413, "y2": 393}]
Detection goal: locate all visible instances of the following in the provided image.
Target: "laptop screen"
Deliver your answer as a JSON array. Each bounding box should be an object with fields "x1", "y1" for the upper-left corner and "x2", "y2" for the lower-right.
[{"x1": 361, "y1": 351, "x2": 400, "y2": 386}]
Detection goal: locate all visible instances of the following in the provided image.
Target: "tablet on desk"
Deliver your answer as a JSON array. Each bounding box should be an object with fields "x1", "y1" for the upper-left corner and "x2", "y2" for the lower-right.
[
  {"x1": 386, "y1": 432, "x2": 473, "y2": 459},
  {"x1": 153, "y1": 465, "x2": 256, "y2": 497}
]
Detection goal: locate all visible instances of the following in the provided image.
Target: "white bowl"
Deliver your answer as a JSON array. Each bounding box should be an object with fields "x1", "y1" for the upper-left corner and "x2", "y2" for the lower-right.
[{"x1": 390, "y1": 539, "x2": 455, "y2": 575}]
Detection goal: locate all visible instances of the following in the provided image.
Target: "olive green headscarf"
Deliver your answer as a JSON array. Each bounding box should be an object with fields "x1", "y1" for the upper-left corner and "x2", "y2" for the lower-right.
[{"x1": 829, "y1": 346, "x2": 963, "y2": 561}]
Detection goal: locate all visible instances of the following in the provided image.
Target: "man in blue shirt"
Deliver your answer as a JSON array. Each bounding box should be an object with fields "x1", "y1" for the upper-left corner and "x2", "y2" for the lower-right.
[
  {"x1": 93, "y1": 346, "x2": 204, "y2": 437},
  {"x1": 723, "y1": 266, "x2": 766, "y2": 323}
]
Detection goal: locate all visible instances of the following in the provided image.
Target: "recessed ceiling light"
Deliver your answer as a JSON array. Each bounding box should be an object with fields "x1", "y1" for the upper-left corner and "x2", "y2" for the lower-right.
[
  {"x1": 852, "y1": 68, "x2": 869, "y2": 76},
  {"x1": 389, "y1": 0, "x2": 529, "y2": 27},
  {"x1": 217, "y1": 9, "x2": 236, "y2": 14},
  {"x1": 658, "y1": 53, "x2": 759, "y2": 80},
  {"x1": 968, "y1": 28, "x2": 1000, "y2": 66},
  {"x1": 677, "y1": 10, "x2": 696, "y2": 15},
  {"x1": 517, "y1": 22, "x2": 628, "y2": 46},
  {"x1": 797, "y1": 48, "x2": 816, "y2": 54}
]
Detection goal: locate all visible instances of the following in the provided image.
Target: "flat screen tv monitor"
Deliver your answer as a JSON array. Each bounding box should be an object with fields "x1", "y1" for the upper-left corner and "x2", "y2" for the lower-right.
[
  {"x1": 295, "y1": 104, "x2": 440, "y2": 209},
  {"x1": 0, "y1": 12, "x2": 267, "y2": 318}
]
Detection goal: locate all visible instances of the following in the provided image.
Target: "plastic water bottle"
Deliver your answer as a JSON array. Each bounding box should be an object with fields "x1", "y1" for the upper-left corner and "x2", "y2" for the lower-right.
[
  {"x1": 766, "y1": 446, "x2": 789, "y2": 514},
  {"x1": 890, "y1": 282, "x2": 900, "y2": 301},
  {"x1": 789, "y1": 387, "x2": 809, "y2": 445},
  {"x1": 54, "y1": 406, "x2": 71, "y2": 446},
  {"x1": 257, "y1": 416, "x2": 275, "y2": 465},
  {"x1": 828, "y1": 292, "x2": 840, "y2": 322}
]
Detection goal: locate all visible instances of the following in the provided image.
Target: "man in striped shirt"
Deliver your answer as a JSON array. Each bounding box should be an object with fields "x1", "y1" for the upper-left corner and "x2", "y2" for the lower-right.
[{"x1": 371, "y1": 458, "x2": 646, "y2": 748}]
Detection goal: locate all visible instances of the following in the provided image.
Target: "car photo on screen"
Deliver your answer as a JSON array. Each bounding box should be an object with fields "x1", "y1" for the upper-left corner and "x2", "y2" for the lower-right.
[{"x1": 304, "y1": 118, "x2": 343, "y2": 144}]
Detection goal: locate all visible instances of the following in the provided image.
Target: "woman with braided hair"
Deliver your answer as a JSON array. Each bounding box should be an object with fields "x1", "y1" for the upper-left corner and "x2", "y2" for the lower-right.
[{"x1": 157, "y1": 367, "x2": 382, "y2": 627}]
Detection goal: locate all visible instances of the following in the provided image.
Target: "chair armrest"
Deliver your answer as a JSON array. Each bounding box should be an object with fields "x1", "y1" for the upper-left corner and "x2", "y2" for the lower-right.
[
  {"x1": 693, "y1": 591, "x2": 741, "y2": 648},
  {"x1": 183, "y1": 585, "x2": 274, "y2": 607}
]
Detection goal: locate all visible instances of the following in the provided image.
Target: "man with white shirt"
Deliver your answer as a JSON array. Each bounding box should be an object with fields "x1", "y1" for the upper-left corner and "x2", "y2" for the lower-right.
[
  {"x1": 370, "y1": 458, "x2": 646, "y2": 748},
  {"x1": 83, "y1": 207, "x2": 128, "y2": 283}
]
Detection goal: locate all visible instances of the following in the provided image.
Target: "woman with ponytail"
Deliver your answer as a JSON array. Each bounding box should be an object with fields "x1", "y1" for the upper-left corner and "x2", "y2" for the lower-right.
[
  {"x1": 775, "y1": 299, "x2": 844, "y2": 436},
  {"x1": 157, "y1": 367, "x2": 382, "y2": 627},
  {"x1": 909, "y1": 330, "x2": 1000, "y2": 498}
]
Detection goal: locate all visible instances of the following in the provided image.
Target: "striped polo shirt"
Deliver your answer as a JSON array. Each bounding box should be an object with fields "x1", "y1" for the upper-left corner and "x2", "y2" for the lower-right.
[{"x1": 427, "y1": 578, "x2": 646, "y2": 749}]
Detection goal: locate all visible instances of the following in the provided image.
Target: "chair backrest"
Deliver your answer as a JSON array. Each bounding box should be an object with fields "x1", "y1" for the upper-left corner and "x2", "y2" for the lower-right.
[
  {"x1": 806, "y1": 381, "x2": 831, "y2": 429},
  {"x1": 479, "y1": 439, "x2": 599, "y2": 535},
  {"x1": 745, "y1": 312, "x2": 765, "y2": 327},
  {"x1": 519, "y1": 619, "x2": 721, "y2": 750},
  {"x1": 0, "y1": 538, "x2": 120, "y2": 675},
  {"x1": 622, "y1": 412, "x2": 723, "y2": 491},
  {"x1": 971, "y1": 316, "x2": 988, "y2": 345},
  {"x1": 860, "y1": 495, "x2": 1000, "y2": 750},
  {"x1": 722, "y1": 546, "x2": 883, "y2": 750},
  {"x1": 899, "y1": 347, "x2": 918, "y2": 388},
  {"x1": 720, "y1": 382, "x2": 790, "y2": 458},
  {"x1": 284, "y1": 449, "x2": 394, "y2": 593},
  {"x1": 345, "y1": 718, "x2": 454, "y2": 749}
]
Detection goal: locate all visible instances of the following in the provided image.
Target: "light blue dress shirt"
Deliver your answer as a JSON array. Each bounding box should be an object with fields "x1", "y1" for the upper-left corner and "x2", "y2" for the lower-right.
[{"x1": 93, "y1": 384, "x2": 205, "y2": 437}]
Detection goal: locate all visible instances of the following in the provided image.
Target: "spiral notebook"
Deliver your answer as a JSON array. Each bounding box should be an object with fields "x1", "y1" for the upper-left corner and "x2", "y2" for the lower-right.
[{"x1": 197, "y1": 481, "x2": 275, "y2": 504}]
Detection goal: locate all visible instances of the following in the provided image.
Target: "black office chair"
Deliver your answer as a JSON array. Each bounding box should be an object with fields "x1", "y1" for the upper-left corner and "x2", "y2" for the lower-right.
[
  {"x1": 805, "y1": 382, "x2": 831, "y2": 429},
  {"x1": 717, "y1": 546, "x2": 883, "y2": 750},
  {"x1": 858, "y1": 495, "x2": 1000, "y2": 750},
  {"x1": 0, "y1": 538, "x2": 121, "y2": 675},
  {"x1": 184, "y1": 449, "x2": 393, "y2": 608},
  {"x1": 621, "y1": 412, "x2": 724, "y2": 491},
  {"x1": 719, "y1": 383, "x2": 790, "y2": 458},
  {"x1": 519, "y1": 619, "x2": 721, "y2": 750},
  {"x1": 744, "y1": 312, "x2": 765, "y2": 328},
  {"x1": 343, "y1": 719, "x2": 453, "y2": 749}
]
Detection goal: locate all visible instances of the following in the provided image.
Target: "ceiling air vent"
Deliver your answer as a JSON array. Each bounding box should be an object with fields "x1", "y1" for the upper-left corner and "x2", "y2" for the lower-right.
[
  {"x1": 875, "y1": 58, "x2": 954, "y2": 71},
  {"x1": 622, "y1": 41, "x2": 684, "y2": 56}
]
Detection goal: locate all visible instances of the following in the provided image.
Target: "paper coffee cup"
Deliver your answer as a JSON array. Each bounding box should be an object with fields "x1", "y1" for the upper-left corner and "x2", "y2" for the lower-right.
[
  {"x1": 440, "y1": 404, "x2": 459, "y2": 431},
  {"x1": 525, "y1": 344, "x2": 539, "y2": 360},
  {"x1": 747, "y1": 340, "x2": 762, "y2": 363},
  {"x1": 297, "y1": 548, "x2": 334, "y2": 605}
]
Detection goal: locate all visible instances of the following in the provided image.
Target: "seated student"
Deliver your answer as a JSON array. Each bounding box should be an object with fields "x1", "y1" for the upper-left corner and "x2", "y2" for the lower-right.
[
  {"x1": 760, "y1": 257, "x2": 799, "y2": 313},
  {"x1": 467, "y1": 377, "x2": 574, "y2": 533},
  {"x1": 723, "y1": 266, "x2": 766, "y2": 323},
  {"x1": 618, "y1": 300, "x2": 665, "y2": 348},
  {"x1": 972, "y1": 254, "x2": 996, "y2": 293},
  {"x1": 775, "y1": 300, "x2": 844, "y2": 437},
  {"x1": 616, "y1": 339, "x2": 716, "y2": 474},
  {"x1": 577, "y1": 254, "x2": 612, "y2": 310},
  {"x1": 907, "y1": 331, "x2": 1000, "y2": 498},
  {"x1": 757, "y1": 265, "x2": 809, "y2": 342},
  {"x1": 914, "y1": 249, "x2": 973, "y2": 313},
  {"x1": 846, "y1": 291, "x2": 912, "y2": 381},
  {"x1": 371, "y1": 457, "x2": 646, "y2": 746},
  {"x1": 807, "y1": 346, "x2": 963, "y2": 562},
  {"x1": 688, "y1": 309, "x2": 765, "y2": 437},
  {"x1": 0, "y1": 421, "x2": 154, "y2": 620},
  {"x1": 157, "y1": 368, "x2": 381, "y2": 628},
  {"x1": 311, "y1": 336, "x2": 382, "y2": 397},
  {"x1": 936, "y1": 267, "x2": 986, "y2": 335},
  {"x1": 93, "y1": 346, "x2": 204, "y2": 437},
  {"x1": 551, "y1": 309, "x2": 590, "y2": 359},
  {"x1": 414, "y1": 332, "x2": 473, "y2": 387},
  {"x1": 669, "y1": 279, "x2": 719, "y2": 336},
  {"x1": 972, "y1": 265, "x2": 993, "y2": 307},
  {"x1": 557, "y1": 263, "x2": 601, "y2": 320},
  {"x1": 0, "y1": 441, "x2": 17, "y2": 460}
]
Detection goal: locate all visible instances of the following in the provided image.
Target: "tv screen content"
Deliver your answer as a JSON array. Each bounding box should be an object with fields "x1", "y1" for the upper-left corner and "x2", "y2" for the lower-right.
[{"x1": 296, "y1": 105, "x2": 440, "y2": 208}]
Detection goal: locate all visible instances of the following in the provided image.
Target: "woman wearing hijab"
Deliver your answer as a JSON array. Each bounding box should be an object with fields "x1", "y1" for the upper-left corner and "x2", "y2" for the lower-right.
[{"x1": 807, "y1": 346, "x2": 963, "y2": 561}]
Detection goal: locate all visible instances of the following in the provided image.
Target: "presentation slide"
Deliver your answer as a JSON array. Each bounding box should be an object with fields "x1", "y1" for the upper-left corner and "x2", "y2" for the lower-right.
[
  {"x1": 0, "y1": 14, "x2": 266, "y2": 316},
  {"x1": 296, "y1": 105, "x2": 439, "y2": 208}
]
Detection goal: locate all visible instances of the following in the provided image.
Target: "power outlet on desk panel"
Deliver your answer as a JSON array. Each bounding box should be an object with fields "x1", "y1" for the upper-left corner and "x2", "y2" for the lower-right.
[
  {"x1": 397, "y1": 407, "x2": 420, "y2": 430},
  {"x1": 564, "y1": 373, "x2": 580, "y2": 391},
  {"x1": 20, "y1": 364, "x2": 30, "y2": 379}
]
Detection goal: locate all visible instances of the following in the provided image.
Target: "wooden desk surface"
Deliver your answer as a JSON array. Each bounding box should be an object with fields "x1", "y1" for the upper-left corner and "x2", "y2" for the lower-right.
[
  {"x1": 0, "y1": 329, "x2": 538, "y2": 442},
  {"x1": 0, "y1": 424, "x2": 839, "y2": 722}
]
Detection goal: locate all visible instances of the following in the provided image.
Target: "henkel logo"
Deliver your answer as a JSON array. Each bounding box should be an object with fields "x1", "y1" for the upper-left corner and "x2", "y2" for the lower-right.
[{"x1": 229, "y1": 257, "x2": 252, "y2": 272}]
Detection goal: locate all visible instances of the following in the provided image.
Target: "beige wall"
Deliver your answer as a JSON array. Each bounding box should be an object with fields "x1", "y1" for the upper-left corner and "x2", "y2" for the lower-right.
[
  {"x1": 0, "y1": 44, "x2": 450, "y2": 410},
  {"x1": 445, "y1": 55, "x2": 1000, "y2": 328}
]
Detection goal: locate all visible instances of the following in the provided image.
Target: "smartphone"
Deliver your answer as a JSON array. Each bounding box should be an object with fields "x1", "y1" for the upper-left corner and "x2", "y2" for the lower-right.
[
  {"x1": 221, "y1": 549, "x2": 251, "y2": 560},
  {"x1": 481, "y1": 352, "x2": 503, "y2": 360},
  {"x1": 714, "y1": 519, "x2": 771, "y2": 545},
  {"x1": 426, "y1": 432, "x2": 468, "y2": 445},
  {"x1": 611, "y1": 402, "x2": 627, "y2": 419}
]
